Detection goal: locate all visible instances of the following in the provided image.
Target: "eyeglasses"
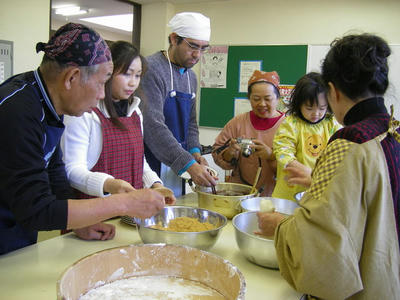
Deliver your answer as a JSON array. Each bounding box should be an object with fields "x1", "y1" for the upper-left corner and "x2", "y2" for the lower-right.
[{"x1": 182, "y1": 38, "x2": 210, "y2": 53}]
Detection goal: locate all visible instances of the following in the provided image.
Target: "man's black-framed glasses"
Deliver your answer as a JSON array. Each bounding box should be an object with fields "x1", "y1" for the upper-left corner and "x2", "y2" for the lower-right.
[{"x1": 182, "y1": 38, "x2": 210, "y2": 53}]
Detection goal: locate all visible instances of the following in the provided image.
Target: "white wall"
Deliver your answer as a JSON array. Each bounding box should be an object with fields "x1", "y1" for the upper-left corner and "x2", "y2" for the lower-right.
[
  {"x1": 140, "y1": 1, "x2": 175, "y2": 56},
  {"x1": 0, "y1": 0, "x2": 50, "y2": 74},
  {"x1": 141, "y1": 0, "x2": 400, "y2": 146},
  {"x1": 174, "y1": 0, "x2": 400, "y2": 45}
]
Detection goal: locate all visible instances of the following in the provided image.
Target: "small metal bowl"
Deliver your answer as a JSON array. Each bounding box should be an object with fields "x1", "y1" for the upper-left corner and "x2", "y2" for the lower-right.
[
  {"x1": 240, "y1": 196, "x2": 299, "y2": 215},
  {"x1": 294, "y1": 192, "x2": 305, "y2": 202},
  {"x1": 134, "y1": 206, "x2": 227, "y2": 250},
  {"x1": 233, "y1": 211, "x2": 279, "y2": 268}
]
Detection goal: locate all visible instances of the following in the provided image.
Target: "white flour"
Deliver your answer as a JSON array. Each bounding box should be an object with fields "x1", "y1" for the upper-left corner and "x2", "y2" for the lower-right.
[{"x1": 79, "y1": 275, "x2": 226, "y2": 300}]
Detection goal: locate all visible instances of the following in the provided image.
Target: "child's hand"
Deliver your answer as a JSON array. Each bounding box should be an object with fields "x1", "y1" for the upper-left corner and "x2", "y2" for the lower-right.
[{"x1": 284, "y1": 162, "x2": 312, "y2": 188}]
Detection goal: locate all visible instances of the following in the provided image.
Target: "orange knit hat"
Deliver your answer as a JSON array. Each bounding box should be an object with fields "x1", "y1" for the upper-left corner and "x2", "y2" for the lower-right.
[{"x1": 248, "y1": 70, "x2": 280, "y2": 88}]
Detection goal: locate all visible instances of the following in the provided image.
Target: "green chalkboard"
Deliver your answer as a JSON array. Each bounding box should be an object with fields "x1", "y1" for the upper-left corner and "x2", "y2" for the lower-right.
[{"x1": 199, "y1": 45, "x2": 308, "y2": 128}]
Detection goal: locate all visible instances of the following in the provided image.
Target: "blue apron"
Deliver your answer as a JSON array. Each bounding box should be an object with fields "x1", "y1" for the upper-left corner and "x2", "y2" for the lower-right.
[
  {"x1": 0, "y1": 71, "x2": 64, "y2": 254},
  {"x1": 160, "y1": 89, "x2": 193, "y2": 197},
  {"x1": 145, "y1": 60, "x2": 195, "y2": 197}
]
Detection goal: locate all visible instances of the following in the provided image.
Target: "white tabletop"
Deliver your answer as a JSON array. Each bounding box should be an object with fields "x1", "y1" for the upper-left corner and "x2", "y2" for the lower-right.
[{"x1": 0, "y1": 193, "x2": 302, "y2": 300}]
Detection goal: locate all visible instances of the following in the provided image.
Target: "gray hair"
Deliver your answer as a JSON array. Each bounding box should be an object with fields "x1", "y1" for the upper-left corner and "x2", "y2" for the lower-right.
[{"x1": 79, "y1": 64, "x2": 99, "y2": 83}]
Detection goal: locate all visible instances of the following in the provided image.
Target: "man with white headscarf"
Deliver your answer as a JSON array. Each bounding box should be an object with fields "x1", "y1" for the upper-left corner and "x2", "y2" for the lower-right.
[{"x1": 141, "y1": 12, "x2": 217, "y2": 196}]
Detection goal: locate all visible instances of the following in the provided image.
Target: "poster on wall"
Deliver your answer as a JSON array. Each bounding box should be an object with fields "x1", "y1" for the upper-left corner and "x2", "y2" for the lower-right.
[
  {"x1": 239, "y1": 60, "x2": 262, "y2": 93},
  {"x1": 200, "y1": 45, "x2": 228, "y2": 88},
  {"x1": 234, "y1": 97, "x2": 251, "y2": 117},
  {"x1": 278, "y1": 84, "x2": 295, "y2": 112}
]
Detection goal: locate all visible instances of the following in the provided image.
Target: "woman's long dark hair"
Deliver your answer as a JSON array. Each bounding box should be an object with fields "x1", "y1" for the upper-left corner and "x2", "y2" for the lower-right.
[{"x1": 102, "y1": 41, "x2": 147, "y2": 130}]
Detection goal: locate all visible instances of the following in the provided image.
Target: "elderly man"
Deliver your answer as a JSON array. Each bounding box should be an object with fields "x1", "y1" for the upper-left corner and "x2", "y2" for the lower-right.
[
  {"x1": 141, "y1": 12, "x2": 217, "y2": 197},
  {"x1": 0, "y1": 23, "x2": 165, "y2": 255}
]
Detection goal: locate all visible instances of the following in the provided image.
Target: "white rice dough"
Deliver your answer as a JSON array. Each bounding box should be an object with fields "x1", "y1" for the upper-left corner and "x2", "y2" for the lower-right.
[{"x1": 259, "y1": 199, "x2": 275, "y2": 212}]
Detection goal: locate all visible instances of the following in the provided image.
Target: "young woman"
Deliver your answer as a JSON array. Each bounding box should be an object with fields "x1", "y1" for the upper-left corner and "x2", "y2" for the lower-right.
[
  {"x1": 272, "y1": 72, "x2": 341, "y2": 201},
  {"x1": 212, "y1": 70, "x2": 285, "y2": 196},
  {"x1": 62, "y1": 41, "x2": 175, "y2": 203},
  {"x1": 258, "y1": 34, "x2": 400, "y2": 299}
]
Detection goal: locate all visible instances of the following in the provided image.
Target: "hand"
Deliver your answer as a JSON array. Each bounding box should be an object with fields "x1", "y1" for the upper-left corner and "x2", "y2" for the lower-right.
[
  {"x1": 222, "y1": 138, "x2": 241, "y2": 162},
  {"x1": 187, "y1": 163, "x2": 217, "y2": 187},
  {"x1": 251, "y1": 139, "x2": 274, "y2": 160},
  {"x1": 284, "y1": 161, "x2": 312, "y2": 188},
  {"x1": 73, "y1": 223, "x2": 116, "y2": 241},
  {"x1": 124, "y1": 188, "x2": 165, "y2": 219},
  {"x1": 255, "y1": 211, "x2": 285, "y2": 236},
  {"x1": 152, "y1": 184, "x2": 176, "y2": 205},
  {"x1": 192, "y1": 152, "x2": 208, "y2": 166},
  {"x1": 104, "y1": 178, "x2": 135, "y2": 194}
]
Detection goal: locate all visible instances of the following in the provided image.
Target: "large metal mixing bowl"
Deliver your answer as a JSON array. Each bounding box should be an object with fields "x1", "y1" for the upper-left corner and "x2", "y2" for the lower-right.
[
  {"x1": 134, "y1": 206, "x2": 227, "y2": 250},
  {"x1": 233, "y1": 211, "x2": 279, "y2": 268},
  {"x1": 233, "y1": 198, "x2": 297, "y2": 269},
  {"x1": 195, "y1": 182, "x2": 256, "y2": 219}
]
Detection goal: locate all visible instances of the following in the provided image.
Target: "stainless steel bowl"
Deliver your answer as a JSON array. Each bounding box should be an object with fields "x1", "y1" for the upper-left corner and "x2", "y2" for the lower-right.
[
  {"x1": 233, "y1": 211, "x2": 279, "y2": 268},
  {"x1": 134, "y1": 206, "x2": 227, "y2": 250},
  {"x1": 294, "y1": 192, "x2": 305, "y2": 202},
  {"x1": 240, "y1": 196, "x2": 299, "y2": 215},
  {"x1": 196, "y1": 182, "x2": 256, "y2": 219}
]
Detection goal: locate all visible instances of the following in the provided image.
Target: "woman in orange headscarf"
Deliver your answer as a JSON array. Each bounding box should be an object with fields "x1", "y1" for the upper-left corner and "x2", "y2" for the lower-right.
[{"x1": 212, "y1": 70, "x2": 285, "y2": 196}]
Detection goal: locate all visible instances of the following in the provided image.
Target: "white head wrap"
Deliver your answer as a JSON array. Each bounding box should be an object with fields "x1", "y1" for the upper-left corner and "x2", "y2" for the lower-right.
[{"x1": 168, "y1": 12, "x2": 211, "y2": 42}]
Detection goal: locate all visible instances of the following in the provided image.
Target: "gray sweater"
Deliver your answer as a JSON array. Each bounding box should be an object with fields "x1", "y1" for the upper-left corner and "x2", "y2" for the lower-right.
[{"x1": 140, "y1": 51, "x2": 201, "y2": 174}]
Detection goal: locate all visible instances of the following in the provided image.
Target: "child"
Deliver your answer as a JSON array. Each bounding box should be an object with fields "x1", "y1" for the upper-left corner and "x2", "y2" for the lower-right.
[
  {"x1": 271, "y1": 72, "x2": 341, "y2": 201},
  {"x1": 62, "y1": 41, "x2": 175, "y2": 204}
]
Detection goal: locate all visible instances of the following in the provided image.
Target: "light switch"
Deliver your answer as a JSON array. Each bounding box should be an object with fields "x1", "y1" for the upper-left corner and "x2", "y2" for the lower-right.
[{"x1": 0, "y1": 40, "x2": 13, "y2": 84}]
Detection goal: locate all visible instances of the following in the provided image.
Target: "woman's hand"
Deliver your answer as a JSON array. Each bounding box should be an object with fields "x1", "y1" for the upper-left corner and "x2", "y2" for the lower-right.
[
  {"x1": 104, "y1": 178, "x2": 135, "y2": 194},
  {"x1": 151, "y1": 183, "x2": 176, "y2": 205},
  {"x1": 251, "y1": 139, "x2": 274, "y2": 160},
  {"x1": 222, "y1": 138, "x2": 241, "y2": 162},
  {"x1": 255, "y1": 211, "x2": 285, "y2": 236}
]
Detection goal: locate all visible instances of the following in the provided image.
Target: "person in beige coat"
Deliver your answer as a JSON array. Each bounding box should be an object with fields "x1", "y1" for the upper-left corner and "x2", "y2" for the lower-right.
[{"x1": 258, "y1": 33, "x2": 400, "y2": 299}]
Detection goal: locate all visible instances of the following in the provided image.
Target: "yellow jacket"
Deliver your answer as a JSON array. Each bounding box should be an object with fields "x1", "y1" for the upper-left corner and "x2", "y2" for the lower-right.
[{"x1": 272, "y1": 114, "x2": 341, "y2": 201}]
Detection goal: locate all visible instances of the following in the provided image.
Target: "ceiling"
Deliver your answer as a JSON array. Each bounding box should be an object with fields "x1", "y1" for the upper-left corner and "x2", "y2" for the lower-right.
[
  {"x1": 51, "y1": 0, "x2": 134, "y2": 35},
  {"x1": 51, "y1": 0, "x2": 225, "y2": 36}
]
